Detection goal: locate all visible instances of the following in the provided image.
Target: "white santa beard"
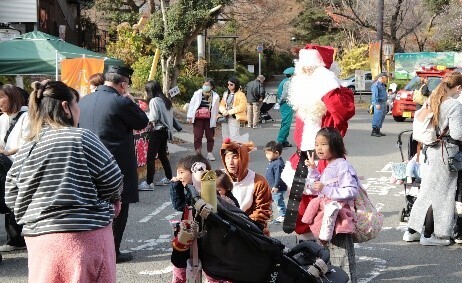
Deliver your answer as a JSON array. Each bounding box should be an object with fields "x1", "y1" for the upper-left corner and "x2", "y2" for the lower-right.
[{"x1": 288, "y1": 67, "x2": 340, "y2": 151}]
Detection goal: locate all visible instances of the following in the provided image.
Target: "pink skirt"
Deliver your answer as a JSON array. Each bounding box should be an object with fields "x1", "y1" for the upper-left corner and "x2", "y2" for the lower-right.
[{"x1": 25, "y1": 224, "x2": 115, "y2": 283}]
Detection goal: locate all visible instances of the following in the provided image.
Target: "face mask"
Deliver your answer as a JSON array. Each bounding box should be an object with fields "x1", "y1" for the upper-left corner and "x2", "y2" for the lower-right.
[{"x1": 202, "y1": 85, "x2": 212, "y2": 93}]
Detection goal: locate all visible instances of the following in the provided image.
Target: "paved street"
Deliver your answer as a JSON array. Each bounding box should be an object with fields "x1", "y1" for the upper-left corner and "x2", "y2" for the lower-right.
[{"x1": 1, "y1": 77, "x2": 461, "y2": 282}]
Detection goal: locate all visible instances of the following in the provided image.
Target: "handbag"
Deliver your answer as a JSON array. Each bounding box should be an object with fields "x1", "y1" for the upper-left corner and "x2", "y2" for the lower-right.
[
  {"x1": 448, "y1": 151, "x2": 462, "y2": 172},
  {"x1": 195, "y1": 108, "x2": 211, "y2": 119}
]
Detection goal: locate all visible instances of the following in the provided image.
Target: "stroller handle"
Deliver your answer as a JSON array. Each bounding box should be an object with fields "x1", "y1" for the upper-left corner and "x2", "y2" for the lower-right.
[{"x1": 286, "y1": 240, "x2": 330, "y2": 264}]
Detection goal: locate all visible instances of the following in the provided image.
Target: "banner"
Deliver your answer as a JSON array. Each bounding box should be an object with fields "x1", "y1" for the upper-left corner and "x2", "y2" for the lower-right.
[
  {"x1": 61, "y1": 58, "x2": 104, "y2": 96},
  {"x1": 369, "y1": 42, "x2": 381, "y2": 79},
  {"x1": 394, "y1": 52, "x2": 456, "y2": 80}
]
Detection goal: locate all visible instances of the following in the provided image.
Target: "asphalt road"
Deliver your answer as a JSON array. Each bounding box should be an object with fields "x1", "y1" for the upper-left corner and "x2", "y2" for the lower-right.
[{"x1": 1, "y1": 77, "x2": 461, "y2": 283}]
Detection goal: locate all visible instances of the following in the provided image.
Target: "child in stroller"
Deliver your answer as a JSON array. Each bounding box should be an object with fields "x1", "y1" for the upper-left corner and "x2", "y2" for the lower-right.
[
  {"x1": 260, "y1": 92, "x2": 277, "y2": 124},
  {"x1": 394, "y1": 130, "x2": 421, "y2": 222}
]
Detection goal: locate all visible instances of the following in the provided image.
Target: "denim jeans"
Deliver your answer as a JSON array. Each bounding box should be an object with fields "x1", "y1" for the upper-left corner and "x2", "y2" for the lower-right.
[
  {"x1": 272, "y1": 191, "x2": 286, "y2": 217},
  {"x1": 372, "y1": 102, "x2": 387, "y2": 129}
]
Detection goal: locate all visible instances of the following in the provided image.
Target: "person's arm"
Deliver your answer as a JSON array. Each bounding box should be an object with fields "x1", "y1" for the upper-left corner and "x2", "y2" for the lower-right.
[
  {"x1": 319, "y1": 167, "x2": 359, "y2": 201},
  {"x1": 118, "y1": 97, "x2": 149, "y2": 130},
  {"x1": 169, "y1": 181, "x2": 187, "y2": 211},
  {"x1": 84, "y1": 131, "x2": 123, "y2": 202},
  {"x1": 219, "y1": 94, "x2": 227, "y2": 114},
  {"x1": 272, "y1": 161, "x2": 285, "y2": 189},
  {"x1": 280, "y1": 80, "x2": 290, "y2": 102},
  {"x1": 248, "y1": 176, "x2": 272, "y2": 225},
  {"x1": 448, "y1": 103, "x2": 462, "y2": 141},
  {"x1": 173, "y1": 117, "x2": 182, "y2": 132},
  {"x1": 228, "y1": 92, "x2": 246, "y2": 115},
  {"x1": 187, "y1": 91, "x2": 199, "y2": 120},
  {"x1": 371, "y1": 83, "x2": 378, "y2": 104}
]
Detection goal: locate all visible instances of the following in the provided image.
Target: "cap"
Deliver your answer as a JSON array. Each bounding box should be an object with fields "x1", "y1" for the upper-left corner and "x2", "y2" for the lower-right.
[
  {"x1": 378, "y1": 72, "x2": 388, "y2": 77},
  {"x1": 283, "y1": 67, "x2": 295, "y2": 75},
  {"x1": 106, "y1": 66, "x2": 134, "y2": 79}
]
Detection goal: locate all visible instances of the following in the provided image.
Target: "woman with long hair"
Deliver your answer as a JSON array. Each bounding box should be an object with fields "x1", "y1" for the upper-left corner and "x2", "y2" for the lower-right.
[
  {"x1": 187, "y1": 78, "x2": 220, "y2": 161},
  {"x1": 219, "y1": 77, "x2": 247, "y2": 142},
  {"x1": 139, "y1": 80, "x2": 181, "y2": 190},
  {"x1": 5, "y1": 81, "x2": 123, "y2": 282},
  {"x1": 0, "y1": 84, "x2": 29, "y2": 252},
  {"x1": 404, "y1": 74, "x2": 462, "y2": 245}
]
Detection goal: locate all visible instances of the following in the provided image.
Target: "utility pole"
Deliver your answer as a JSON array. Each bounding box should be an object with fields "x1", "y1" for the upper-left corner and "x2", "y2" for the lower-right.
[{"x1": 377, "y1": 0, "x2": 384, "y2": 72}]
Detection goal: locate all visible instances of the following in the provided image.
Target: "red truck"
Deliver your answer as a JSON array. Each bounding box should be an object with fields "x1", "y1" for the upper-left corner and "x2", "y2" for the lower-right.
[{"x1": 391, "y1": 67, "x2": 455, "y2": 122}]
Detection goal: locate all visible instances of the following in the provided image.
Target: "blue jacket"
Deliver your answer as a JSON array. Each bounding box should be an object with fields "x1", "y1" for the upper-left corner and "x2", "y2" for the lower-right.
[
  {"x1": 265, "y1": 157, "x2": 287, "y2": 191},
  {"x1": 371, "y1": 81, "x2": 387, "y2": 104}
]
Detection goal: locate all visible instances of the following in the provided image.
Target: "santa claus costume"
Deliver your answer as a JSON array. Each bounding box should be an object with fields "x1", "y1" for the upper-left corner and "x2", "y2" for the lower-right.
[{"x1": 280, "y1": 44, "x2": 356, "y2": 281}]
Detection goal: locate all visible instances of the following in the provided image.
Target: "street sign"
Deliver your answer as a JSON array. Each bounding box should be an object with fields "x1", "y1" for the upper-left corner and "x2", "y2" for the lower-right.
[
  {"x1": 168, "y1": 86, "x2": 180, "y2": 97},
  {"x1": 257, "y1": 44, "x2": 263, "y2": 53},
  {"x1": 355, "y1": 70, "x2": 366, "y2": 91},
  {"x1": 247, "y1": 65, "x2": 255, "y2": 73}
]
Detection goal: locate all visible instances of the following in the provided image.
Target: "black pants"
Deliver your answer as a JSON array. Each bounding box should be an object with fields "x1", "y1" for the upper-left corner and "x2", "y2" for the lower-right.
[
  {"x1": 146, "y1": 128, "x2": 172, "y2": 185},
  {"x1": 113, "y1": 202, "x2": 129, "y2": 255},
  {"x1": 5, "y1": 212, "x2": 25, "y2": 247}
]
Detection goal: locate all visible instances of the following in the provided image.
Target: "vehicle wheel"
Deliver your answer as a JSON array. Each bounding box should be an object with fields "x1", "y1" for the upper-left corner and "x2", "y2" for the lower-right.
[{"x1": 393, "y1": 116, "x2": 406, "y2": 122}]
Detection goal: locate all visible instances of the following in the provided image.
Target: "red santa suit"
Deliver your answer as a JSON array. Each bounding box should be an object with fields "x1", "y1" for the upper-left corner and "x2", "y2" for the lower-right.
[{"x1": 281, "y1": 44, "x2": 355, "y2": 236}]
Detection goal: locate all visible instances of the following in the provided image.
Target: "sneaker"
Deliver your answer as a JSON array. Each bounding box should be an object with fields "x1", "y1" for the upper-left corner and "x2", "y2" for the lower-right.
[
  {"x1": 420, "y1": 234, "x2": 450, "y2": 246},
  {"x1": 454, "y1": 237, "x2": 462, "y2": 244},
  {"x1": 116, "y1": 252, "x2": 133, "y2": 263},
  {"x1": 155, "y1": 177, "x2": 172, "y2": 186},
  {"x1": 252, "y1": 125, "x2": 261, "y2": 129},
  {"x1": 207, "y1": 152, "x2": 216, "y2": 161},
  {"x1": 403, "y1": 231, "x2": 420, "y2": 242},
  {"x1": 274, "y1": 216, "x2": 285, "y2": 224},
  {"x1": 0, "y1": 244, "x2": 27, "y2": 252},
  {"x1": 282, "y1": 141, "x2": 293, "y2": 148},
  {"x1": 138, "y1": 181, "x2": 154, "y2": 191}
]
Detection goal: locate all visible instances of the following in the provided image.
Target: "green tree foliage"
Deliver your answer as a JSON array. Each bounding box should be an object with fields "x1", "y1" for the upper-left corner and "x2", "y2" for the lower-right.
[
  {"x1": 292, "y1": 3, "x2": 341, "y2": 45},
  {"x1": 338, "y1": 44, "x2": 370, "y2": 78},
  {"x1": 423, "y1": 0, "x2": 451, "y2": 14},
  {"x1": 146, "y1": 0, "x2": 232, "y2": 93},
  {"x1": 106, "y1": 23, "x2": 155, "y2": 66}
]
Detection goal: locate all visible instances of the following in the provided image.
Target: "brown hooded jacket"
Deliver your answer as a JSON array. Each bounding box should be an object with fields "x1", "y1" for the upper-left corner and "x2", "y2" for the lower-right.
[{"x1": 220, "y1": 139, "x2": 272, "y2": 235}]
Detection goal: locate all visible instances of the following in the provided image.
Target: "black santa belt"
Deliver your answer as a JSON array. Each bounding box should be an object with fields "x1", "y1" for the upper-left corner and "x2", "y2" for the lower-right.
[{"x1": 283, "y1": 149, "x2": 313, "y2": 234}]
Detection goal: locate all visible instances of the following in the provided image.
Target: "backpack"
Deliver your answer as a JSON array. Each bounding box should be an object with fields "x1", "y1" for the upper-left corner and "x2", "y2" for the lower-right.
[
  {"x1": 352, "y1": 184, "x2": 384, "y2": 243},
  {"x1": 412, "y1": 102, "x2": 437, "y2": 145}
]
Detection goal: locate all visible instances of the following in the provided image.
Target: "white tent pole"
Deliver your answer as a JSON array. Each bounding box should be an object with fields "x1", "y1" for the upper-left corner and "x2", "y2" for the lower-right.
[{"x1": 55, "y1": 50, "x2": 59, "y2": 80}]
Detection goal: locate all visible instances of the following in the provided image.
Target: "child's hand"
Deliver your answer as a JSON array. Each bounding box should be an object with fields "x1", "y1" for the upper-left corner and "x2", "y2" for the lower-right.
[
  {"x1": 305, "y1": 151, "x2": 316, "y2": 169},
  {"x1": 171, "y1": 176, "x2": 179, "y2": 182},
  {"x1": 311, "y1": 181, "x2": 324, "y2": 192},
  {"x1": 271, "y1": 187, "x2": 279, "y2": 193}
]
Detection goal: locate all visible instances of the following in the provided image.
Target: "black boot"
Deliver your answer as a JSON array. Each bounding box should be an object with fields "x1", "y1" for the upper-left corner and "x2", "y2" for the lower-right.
[
  {"x1": 377, "y1": 129, "x2": 386, "y2": 136},
  {"x1": 371, "y1": 127, "x2": 379, "y2": 137}
]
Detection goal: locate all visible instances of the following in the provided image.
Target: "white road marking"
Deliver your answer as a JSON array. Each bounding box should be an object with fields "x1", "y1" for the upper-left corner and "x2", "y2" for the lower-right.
[
  {"x1": 139, "y1": 265, "x2": 173, "y2": 275},
  {"x1": 139, "y1": 202, "x2": 171, "y2": 223},
  {"x1": 377, "y1": 162, "x2": 394, "y2": 173},
  {"x1": 130, "y1": 234, "x2": 171, "y2": 251},
  {"x1": 362, "y1": 178, "x2": 395, "y2": 196},
  {"x1": 357, "y1": 256, "x2": 387, "y2": 283}
]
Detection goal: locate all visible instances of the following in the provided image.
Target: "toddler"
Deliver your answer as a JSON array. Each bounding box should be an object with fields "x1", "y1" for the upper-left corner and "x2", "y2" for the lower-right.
[{"x1": 264, "y1": 141, "x2": 287, "y2": 224}]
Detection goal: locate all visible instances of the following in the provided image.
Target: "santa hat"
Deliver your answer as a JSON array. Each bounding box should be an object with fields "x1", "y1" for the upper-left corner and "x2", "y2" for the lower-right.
[
  {"x1": 303, "y1": 44, "x2": 335, "y2": 69},
  {"x1": 296, "y1": 49, "x2": 325, "y2": 70}
]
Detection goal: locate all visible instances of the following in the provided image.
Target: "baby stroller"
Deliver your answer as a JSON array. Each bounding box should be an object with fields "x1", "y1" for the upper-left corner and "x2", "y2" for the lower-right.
[
  {"x1": 260, "y1": 92, "x2": 277, "y2": 124},
  {"x1": 185, "y1": 185, "x2": 350, "y2": 283},
  {"x1": 396, "y1": 130, "x2": 421, "y2": 222}
]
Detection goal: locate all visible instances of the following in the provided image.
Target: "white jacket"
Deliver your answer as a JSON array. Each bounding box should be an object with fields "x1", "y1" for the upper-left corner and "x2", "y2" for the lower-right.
[
  {"x1": 187, "y1": 89, "x2": 220, "y2": 127},
  {"x1": 0, "y1": 106, "x2": 30, "y2": 161}
]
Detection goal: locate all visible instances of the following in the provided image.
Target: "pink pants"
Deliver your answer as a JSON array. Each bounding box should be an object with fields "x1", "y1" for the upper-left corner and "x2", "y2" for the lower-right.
[
  {"x1": 25, "y1": 224, "x2": 115, "y2": 283},
  {"x1": 172, "y1": 266, "x2": 233, "y2": 283}
]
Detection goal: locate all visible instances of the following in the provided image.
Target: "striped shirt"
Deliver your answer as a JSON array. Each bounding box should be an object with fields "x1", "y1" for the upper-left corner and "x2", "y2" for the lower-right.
[{"x1": 5, "y1": 127, "x2": 123, "y2": 236}]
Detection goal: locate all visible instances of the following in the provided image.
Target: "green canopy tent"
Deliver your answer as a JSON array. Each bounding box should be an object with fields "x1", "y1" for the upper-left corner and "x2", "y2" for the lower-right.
[{"x1": 0, "y1": 31, "x2": 124, "y2": 78}]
